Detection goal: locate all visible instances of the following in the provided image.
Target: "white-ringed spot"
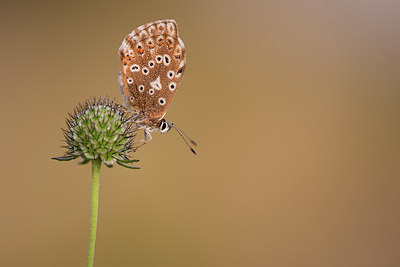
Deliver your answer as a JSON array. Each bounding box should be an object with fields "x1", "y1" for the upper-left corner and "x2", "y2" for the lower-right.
[
  {"x1": 138, "y1": 85, "x2": 145, "y2": 92},
  {"x1": 130, "y1": 64, "x2": 140, "y2": 72},
  {"x1": 163, "y1": 55, "x2": 171, "y2": 66},
  {"x1": 149, "y1": 89, "x2": 155, "y2": 95},
  {"x1": 155, "y1": 55, "x2": 163, "y2": 63},
  {"x1": 167, "y1": 70, "x2": 175, "y2": 79},
  {"x1": 129, "y1": 96, "x2": 134, "y2": 102},
  {"x1": 149, "y1": 60, "x2": 155, "y2": 68},
  {"x1": 127, "y1": 78, "x2": 133, "y2": 84},
  {"x1": 142, "y1": 67, "x2": 149, "y2": 75},
  {"x1": 169, "y1": 82, "x2": 176, "y2": 91},
  {"x1": 158, "y1": 97, "x2": 166, "y2": 106}
]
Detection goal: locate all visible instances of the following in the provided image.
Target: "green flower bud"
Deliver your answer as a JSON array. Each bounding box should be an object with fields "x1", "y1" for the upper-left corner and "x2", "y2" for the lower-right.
[{"x1": 53, "y1": 98, "x2": 139, "y2": 169}]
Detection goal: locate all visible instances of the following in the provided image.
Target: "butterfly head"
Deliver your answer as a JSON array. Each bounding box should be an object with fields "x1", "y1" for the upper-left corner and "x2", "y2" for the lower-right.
[
  {"x1": 158, "y1": 119, "x2": 171, "y2": 134},
  {"x1": 157, "y1": 119, "x2": 197, "y2": 155}
]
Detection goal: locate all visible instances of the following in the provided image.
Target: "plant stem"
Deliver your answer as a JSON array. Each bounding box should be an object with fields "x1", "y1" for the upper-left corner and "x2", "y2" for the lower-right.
[{"x1": 87, "y1": 159, "x2": 101, "y2": 267}]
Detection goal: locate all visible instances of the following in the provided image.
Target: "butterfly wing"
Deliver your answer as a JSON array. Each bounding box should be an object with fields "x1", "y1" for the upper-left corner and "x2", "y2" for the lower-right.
[{"x1": 119, "y1": 19, "x2": 186, "y2": 126}]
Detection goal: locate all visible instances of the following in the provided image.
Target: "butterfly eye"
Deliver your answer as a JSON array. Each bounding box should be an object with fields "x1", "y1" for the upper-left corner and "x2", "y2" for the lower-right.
[{"x1": 159, "y1": 120, "x2": 169, "y2": 133}]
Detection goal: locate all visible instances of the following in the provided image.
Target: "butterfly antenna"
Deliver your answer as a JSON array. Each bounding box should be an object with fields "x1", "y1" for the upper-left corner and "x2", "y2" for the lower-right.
[
  {"x1": 169, "y1": 123, "x2": 197, "y2": 155},
  {"x1": 170, "y1": 122, "x2": 197, "y2": 146}
]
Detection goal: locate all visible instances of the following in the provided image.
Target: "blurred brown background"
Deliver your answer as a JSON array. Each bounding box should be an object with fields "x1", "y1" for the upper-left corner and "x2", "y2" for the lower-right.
[{"x1": 1, "y1": 0, "x2": 399, "y2": 266}]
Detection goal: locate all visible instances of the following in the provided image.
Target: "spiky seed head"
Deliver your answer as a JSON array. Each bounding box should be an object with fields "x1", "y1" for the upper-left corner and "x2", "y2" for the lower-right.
[{"x1": 53, "y1": 97, "x2": 139, "y2": 168}]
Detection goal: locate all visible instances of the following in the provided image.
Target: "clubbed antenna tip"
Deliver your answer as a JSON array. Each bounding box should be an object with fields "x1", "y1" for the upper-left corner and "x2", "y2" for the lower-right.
[{"x1": 169, "y1": 121, "x2": 198, "y2": 155}]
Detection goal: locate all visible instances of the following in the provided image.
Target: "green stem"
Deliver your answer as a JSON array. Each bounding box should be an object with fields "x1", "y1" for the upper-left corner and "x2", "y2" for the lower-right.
[{"x1": 87, "y1": 159, "x2": 101, "y2": 267}]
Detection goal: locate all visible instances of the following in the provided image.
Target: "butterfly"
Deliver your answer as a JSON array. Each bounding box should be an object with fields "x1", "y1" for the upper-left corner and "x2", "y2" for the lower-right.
[{"x1": 118, "y1": 19, "x2": 196, "y2": 154}]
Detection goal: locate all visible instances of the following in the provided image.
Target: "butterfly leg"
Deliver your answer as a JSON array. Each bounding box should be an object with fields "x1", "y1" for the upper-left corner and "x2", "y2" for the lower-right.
[
  {"x1": 133, "y1": 128, "x2": 153, "y2": 150},
  {"x1": 143, "y1": 128, "x2": 153, "y2": 143}
]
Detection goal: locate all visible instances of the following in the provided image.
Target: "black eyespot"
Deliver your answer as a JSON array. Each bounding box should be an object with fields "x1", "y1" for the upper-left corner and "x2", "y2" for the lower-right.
[
  {"x1": 177, "y1": 69, "x2": 183, "y2": 74},
  {"x1": 161, "y1": 122, "x2": 167, "y2": 130},
  {"x1": 150, "y1": 62, "x2": 154, "y2": 66},
  {"x1": 165, "y1": 57, "x2": 169, "y2": 64},
  {"x1": 171, "y1": 84, "x2": 175, "y2": 89},
  {"x1": 131, "y1": 65, "x2": 139, "y2": 71},
  {"x1": 158, "y1": 97, "x2": 166, "y2": 105},
  {"x1": 144, "y1": 69, "x2": 148, "y2": 73}
]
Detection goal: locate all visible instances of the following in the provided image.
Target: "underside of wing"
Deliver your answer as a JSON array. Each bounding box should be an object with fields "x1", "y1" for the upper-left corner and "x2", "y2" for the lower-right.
[{"x1": 118, "y1": 19, "x2": 186, "y2": 126}]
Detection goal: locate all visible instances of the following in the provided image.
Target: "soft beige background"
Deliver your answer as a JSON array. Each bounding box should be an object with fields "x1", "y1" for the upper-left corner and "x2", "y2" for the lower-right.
[{"x1": 1, "y1": 0, "x2": 399, "y2": 266}]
